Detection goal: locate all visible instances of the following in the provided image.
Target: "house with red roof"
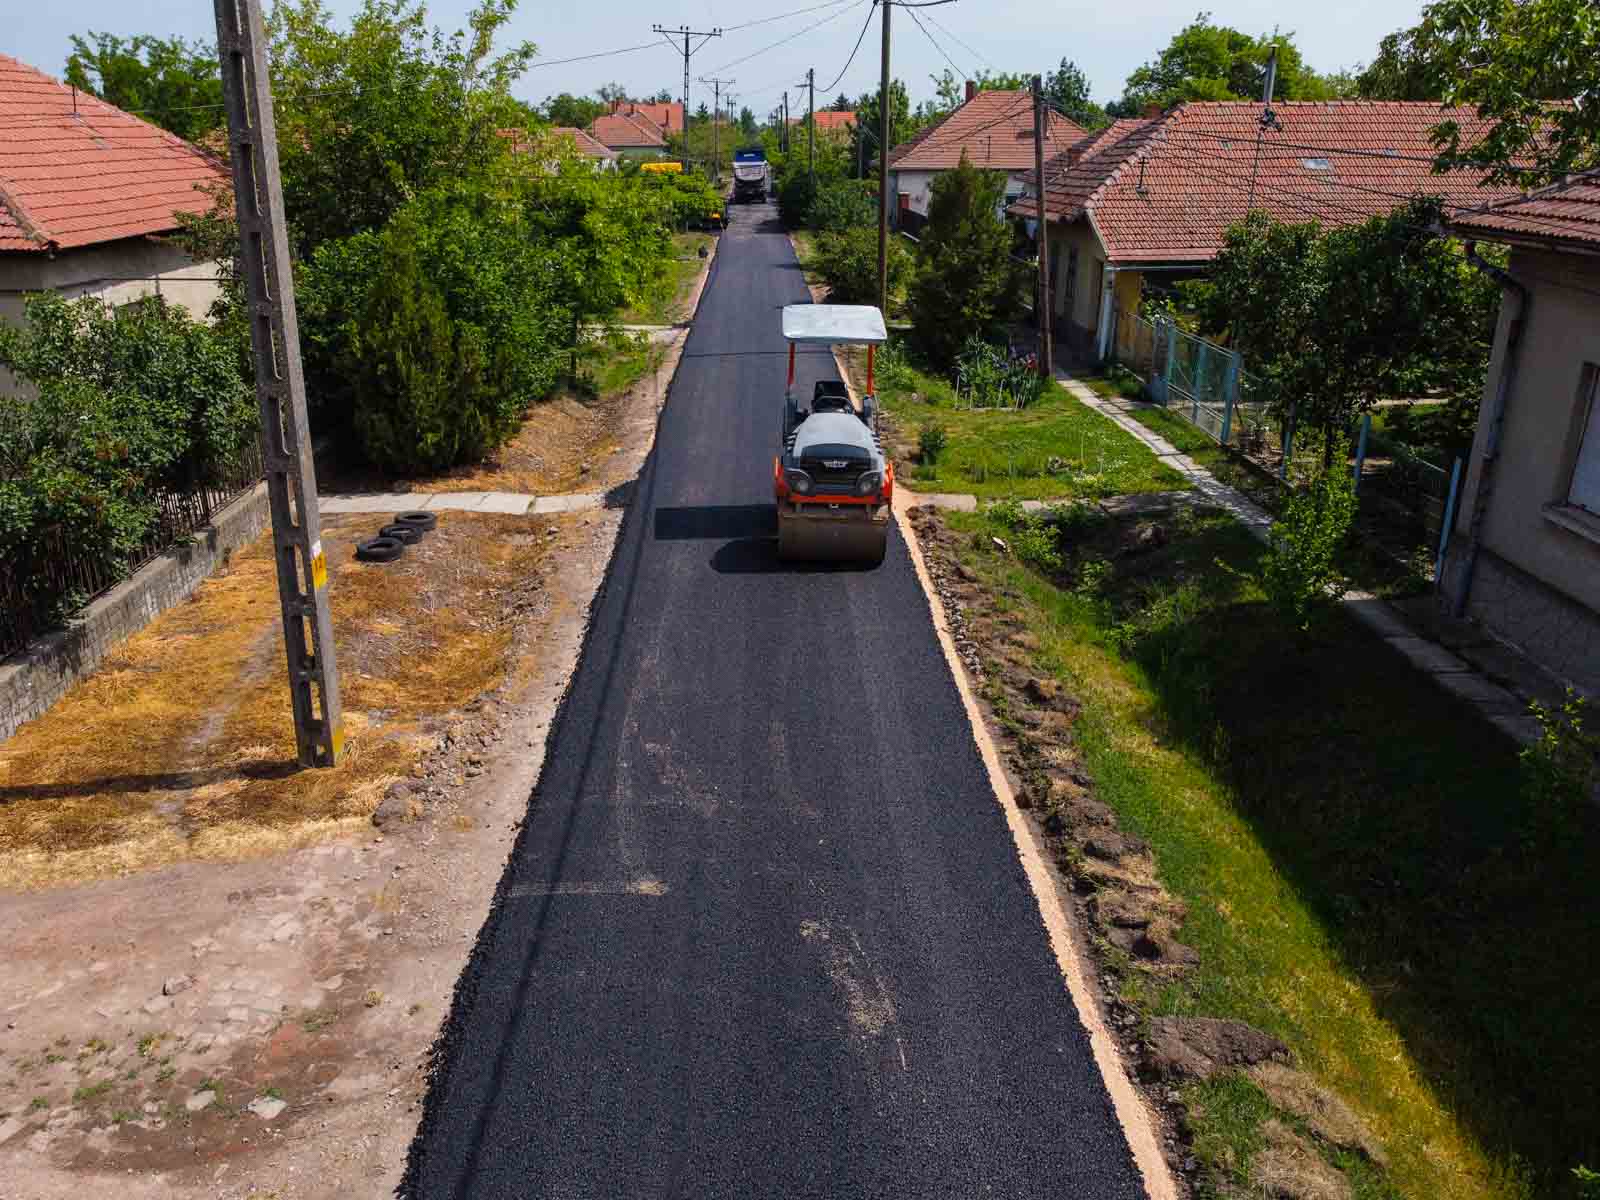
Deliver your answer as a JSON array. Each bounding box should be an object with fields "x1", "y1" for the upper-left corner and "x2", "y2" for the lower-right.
[
  {"x1": 500, "y1": 126, "x2": 619, "y2": 171},
  {"x1": 587, "y1": 109, "x2": 670, "y2": 162},
  {"x1": 0, "y1": 54, "x2": 229, "y2": 335},
  {"x1": 791, "y1": 109, "x2": 856, "y2": 141},
  {"x1": 615, "y1": 100, "x2": 684, "y2": 136},
  {"x1": 1009, "y1": 100, "x2": 1525, "y2": 359},
  {"x1": 1437, "y1": 170, "x2": 1600, "y2": 693},
  {"x1": 886, "y1": 84, "x2": 1086, "y2": 230}
]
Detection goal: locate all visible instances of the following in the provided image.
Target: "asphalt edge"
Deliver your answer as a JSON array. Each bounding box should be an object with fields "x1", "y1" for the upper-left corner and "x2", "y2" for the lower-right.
[
  {"x1": 394, "y1": 235, "x2": 723, "y2": 1199},
  {"x1": 890, "y1": 488, "x2": 1178, "y2": 1200}
]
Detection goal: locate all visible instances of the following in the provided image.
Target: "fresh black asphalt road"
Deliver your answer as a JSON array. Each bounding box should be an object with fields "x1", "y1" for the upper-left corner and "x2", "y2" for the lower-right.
[{"x1": 403, "y1": 202, "x2": 1145, "y2": 1199}]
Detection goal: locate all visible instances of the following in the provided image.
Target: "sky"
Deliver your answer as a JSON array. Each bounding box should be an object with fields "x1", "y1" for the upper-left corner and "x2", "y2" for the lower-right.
[{"x1": 11, "y1": 0, "x2": 1425, "y2": 119}]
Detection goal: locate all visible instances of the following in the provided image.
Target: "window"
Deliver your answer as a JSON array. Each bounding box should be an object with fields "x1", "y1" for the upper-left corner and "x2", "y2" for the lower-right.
[
  {"x1": 1569, "y1": 364, "x2": 1600, "y2": 514},
  {"x1": 1301, "y1": 157, "x2": 1332, "y2": 170}
]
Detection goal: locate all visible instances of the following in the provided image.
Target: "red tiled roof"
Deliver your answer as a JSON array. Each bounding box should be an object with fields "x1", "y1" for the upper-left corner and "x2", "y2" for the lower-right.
[
  {"x1": 588, "y1": 111, "x2": 667, "y2": 149},
  {"x1": 1451, "y1": 169, "x2": 1600, "y2": 253},
  {"x1": 0, "y1": 54, "x2": 227, "y2": 253},
  {"x1": 1013, "y1": 101, "x2": 1527, "y2": 266},
  {"x1": 548, "y1": 127, "x2": 618, "y2": 160},
  {"x1": 619, "y1": 101, "x2": 683, "y2": 135},
  {"x1": 792, "y1": 110, "x2": 855, "y2": 132},
  {"x1": 887, "y1": 91, "x2": 1086, "y2": 172}
]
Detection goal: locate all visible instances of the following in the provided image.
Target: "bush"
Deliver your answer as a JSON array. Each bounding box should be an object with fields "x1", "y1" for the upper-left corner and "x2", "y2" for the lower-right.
[
  {"x1": 775, "y1": 167, "x2": 817, "y2": 229},
  {"x1": 987, "y1": 497, "x2": 1063, "y2": 573},
  {"x1": 918, "y1": 423, "x2": 947, "y2": 464},
  {"x1": 1520, "y1": 690, "x2": 1600, "y2": 847},
  {"x1": 1260, "y1": 435, "x2": 1357, "y2": 628},
  {"x1": 0, "y1": 293, "x2": 258, "y2": 624},
  {"x1": 808, "y1": 178, "x2": 874, "y2": 233},
  {"x1": 813, "y1": 226, "x2": 909, "y2": 305},
  {"x1": 309, "y1": 188, "x2": 567, "y2": 473}
]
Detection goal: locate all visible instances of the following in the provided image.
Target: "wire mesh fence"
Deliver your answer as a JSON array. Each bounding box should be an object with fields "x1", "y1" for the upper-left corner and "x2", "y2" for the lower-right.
[{"x1": 1106, "y1": 308, "x2": 1459, "y2": 558}]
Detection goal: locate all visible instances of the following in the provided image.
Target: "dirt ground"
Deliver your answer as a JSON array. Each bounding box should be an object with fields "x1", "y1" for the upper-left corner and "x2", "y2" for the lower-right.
[{"x1": 0, "y1": 249, "x2": 705, "y2": 1198}]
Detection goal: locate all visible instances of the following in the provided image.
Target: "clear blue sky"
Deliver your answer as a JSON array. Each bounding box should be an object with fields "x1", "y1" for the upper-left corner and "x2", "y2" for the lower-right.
[{"x1": 11, "y1": 0, "x2": 1423, "y2": 118}]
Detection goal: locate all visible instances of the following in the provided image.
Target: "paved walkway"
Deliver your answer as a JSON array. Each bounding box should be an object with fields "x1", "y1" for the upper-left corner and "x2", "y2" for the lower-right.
[
  {"x1": 916, "y1": 371, "x2": 1543, "y2": 747},
  {"x1": 320, "y1": 490, "x2": 609, "y2": 517}
]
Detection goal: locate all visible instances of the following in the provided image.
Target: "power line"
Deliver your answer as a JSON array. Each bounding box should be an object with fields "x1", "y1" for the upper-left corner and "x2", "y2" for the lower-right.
[
  {"x1": 922, "y1": 10, "x2": 991, "y2": 71},
  {"x1": 904, "y1": 6, "x2": 966, "y2": 82},
  {"x1": 708, "y1": 0, "x2": 870, "y2": 74},
  {"x1": 720, "y1": 0, "x2": 854, "y2": 33},
  {"x1": 820, "y1": 0, "x2": 878, "y2": 92},
  {"x1": 528, "y1": 41, "x2": 668, "y2": 68}
]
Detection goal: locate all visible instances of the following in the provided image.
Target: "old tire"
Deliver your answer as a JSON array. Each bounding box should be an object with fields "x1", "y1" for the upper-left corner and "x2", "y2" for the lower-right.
[
  {"x1": 355, "y1": 536, "x2": 405, "y2": 563},
  {"x1": 380, "y1": 523, "x2": 423, "y2": 545},
  {"x1": 394, "y1": 511, "x2": 437, "y2": 533}
]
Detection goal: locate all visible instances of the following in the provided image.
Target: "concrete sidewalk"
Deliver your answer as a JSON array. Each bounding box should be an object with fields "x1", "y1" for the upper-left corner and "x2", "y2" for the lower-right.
[{"x1": 319, "y1": 491, "x2": 609, "y2": 517}]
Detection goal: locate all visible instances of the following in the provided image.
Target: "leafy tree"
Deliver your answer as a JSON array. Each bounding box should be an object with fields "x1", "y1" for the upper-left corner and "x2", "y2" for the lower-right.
[
  {"x1": 650, "y1": 89, "x2": 675, "y2": 104},
  {"x1": 1045, "y1": 58, "x2": 1108, "y2": 130},
  {"x1": 851, "y1": 79, "x2": 913, "y2": 179},
  {"x1": 808, "y1": 178, "x2": 874, "y2": 233},
  {"x1": 1418, "y1": 0, "x2": 1598, "y2": 187},
  {"x1": 1194, "y1": 200, "x2": 1498, "y2": 462},
  {"x1": 1260, "y1": 434, "x2": 1357, "y2": 629},
  {"x1": 1110, "y1": 13, "x2": 1324, "y2": 113},
  {"x1": 543, "y1": 91, "x2": 605, "y2": 128},
  {"x1": 974, "y1": 69, "x2": 1031, "y2": 91},
  {"x1": 695, "y1": 101, "x2": 710, "y2": 123},
  {"x1": 831, "y1": 92, "x2": 851, "y2": 112},
  {"x1": 1355, "y1": 27, "x2": 1450, "y2": 100},
  {"x1": 597, "y1": 82, "x2": 628, "y2": 102},
  {"x1": 268, "y1": 0, "x2": 537, "y2": 254},
  {"x1": 930, "y1": 69, "x2": 964, "y2": 114},
  {"x1": 64, "y1": 33, "x2": 224, "y2": 142},
  {"x1": 739, "y1": 106, "x2": 757, "y2": 137},
  {"x1": 907, "y1": 152, "x2": 1026, "y2": 369}
]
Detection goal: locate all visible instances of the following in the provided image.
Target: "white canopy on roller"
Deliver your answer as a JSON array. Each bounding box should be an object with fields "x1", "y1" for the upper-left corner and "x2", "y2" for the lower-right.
[{"x1": 781, "y1": 304, "x2": 887, "y2": 345}]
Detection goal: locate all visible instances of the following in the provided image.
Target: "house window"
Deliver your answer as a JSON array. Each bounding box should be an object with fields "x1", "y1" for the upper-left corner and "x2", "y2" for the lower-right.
[
  {"x1": 1302, "y1": 157, "x2": 1333, "y2": 170},
  {"x1": 1568, "y1": 364, "x2": 1600, "y2": 514}
]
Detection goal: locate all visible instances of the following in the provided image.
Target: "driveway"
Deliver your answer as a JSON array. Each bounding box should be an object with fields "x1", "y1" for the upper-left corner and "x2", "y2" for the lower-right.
[{"x1": 403, "y1": 201, "x2": 1145, "y2": 1199}]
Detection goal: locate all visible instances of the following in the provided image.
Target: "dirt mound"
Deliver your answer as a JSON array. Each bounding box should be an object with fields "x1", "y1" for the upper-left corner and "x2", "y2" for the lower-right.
[
  {"x1": 1250, "y1": 1062, "x2": 1388, "y2": 1166},
  {"x1": 1142, "y1": 1016, "x2": 1289, "y2": 1081}
]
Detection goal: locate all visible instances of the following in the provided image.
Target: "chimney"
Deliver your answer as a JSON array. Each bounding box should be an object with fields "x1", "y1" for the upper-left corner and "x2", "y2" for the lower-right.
[
  {"x1": 964, "y1": 80, "x2": 976, "y2": 102},
  {"x1": 1066, "y1": 148, "x2": 1081, "y2": 167},
  {"x1": 1141, "y1": 102, "x2": 1162, "y2": 119},
  {"x1": 611, "y1": 98, "x2": 621, "y2": 114}
]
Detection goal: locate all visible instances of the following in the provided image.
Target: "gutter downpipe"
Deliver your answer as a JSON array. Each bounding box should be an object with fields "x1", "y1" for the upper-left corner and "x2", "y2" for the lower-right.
[{"x1": 1452, "y1": 240, "x2": 1529, "y2": 619}]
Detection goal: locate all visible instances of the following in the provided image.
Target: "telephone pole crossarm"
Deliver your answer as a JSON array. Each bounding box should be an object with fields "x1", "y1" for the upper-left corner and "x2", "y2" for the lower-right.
[
  {"x1": 213, "y1": 0, "x2": 344, "y2": 768},
  {"x1": 653, "y1": 23, "x2": 722, "y2": 175}
]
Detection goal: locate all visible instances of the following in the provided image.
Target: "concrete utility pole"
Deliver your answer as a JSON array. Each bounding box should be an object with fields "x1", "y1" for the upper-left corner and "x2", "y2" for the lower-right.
[
  {"x1": 699, "y1": 75, "x2": 735, "y2": 182},
  {"x1": 212, "y1": 0, "x2": 343, "y2": 768},
  {"x1": 653, "y1": 24, "x2": 722, "y2": 175},
  {"x1": 806, "y1": 67, "x2": 816, "y2": 190},
  {"x1": 876, "y1": 0, "x2": 892, "y2": 315},
  {"x1": 782, "y1": 91, "x2": 789, "y2": 154},
  {"x1": 1032, "y1": 74, "x2": 1053, "y2": 379}
]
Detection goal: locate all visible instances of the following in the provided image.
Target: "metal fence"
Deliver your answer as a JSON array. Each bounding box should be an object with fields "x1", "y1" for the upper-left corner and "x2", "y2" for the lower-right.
[
  {"x1": 0, "y1": 441, "x2": 264, "y2": 658},
  {"x1": 1106, "y1": 308, "x2": 1464, "y2": 567}
]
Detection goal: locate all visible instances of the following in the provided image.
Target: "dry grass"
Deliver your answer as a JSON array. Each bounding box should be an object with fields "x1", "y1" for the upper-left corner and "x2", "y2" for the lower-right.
[{"x1": 0, "y1": 512, "x2": 548, "y2": 889}]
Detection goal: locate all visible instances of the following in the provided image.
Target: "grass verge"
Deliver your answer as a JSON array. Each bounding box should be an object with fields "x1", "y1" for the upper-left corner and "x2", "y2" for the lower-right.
[
  {"x1": 933, "y1": 500, "x2": 1600, "y2": 1200},
  {"x1": 843, "y1": 349, "x2": 1189, "y2": 500}
]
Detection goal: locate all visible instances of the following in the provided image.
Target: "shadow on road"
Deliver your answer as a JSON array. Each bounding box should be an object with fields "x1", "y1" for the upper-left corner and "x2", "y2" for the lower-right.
[
  {"x1": 709, "y1": 536, "x2": 883, "y2": 574},
  {"x1": 654, "y1": 504, "x2": 775, "y2": 541}
]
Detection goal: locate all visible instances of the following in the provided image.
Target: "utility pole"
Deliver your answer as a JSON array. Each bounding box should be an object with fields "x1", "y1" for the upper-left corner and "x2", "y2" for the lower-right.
[
  {"x1": 652, "y1": 23, "x2": 721, "y2": 175},
  {"x1": 782, "y1": 91, "x2": 789, "y2": 154},
  {"x1": 1032, "y1": 74, "x2": 1053, "y2": 379},
  {"x1": 876, "y1": 0, "x2": 892, "y2": 315},
  {"x1": 806, "y1": 67, "x2": 816, "y2": 190},
  {"x1": 699, "y1": 75, "x2": 735, "y2": 182},
  {"x1": 212, "y1": 0, "x2": 343, "y2": 768}
]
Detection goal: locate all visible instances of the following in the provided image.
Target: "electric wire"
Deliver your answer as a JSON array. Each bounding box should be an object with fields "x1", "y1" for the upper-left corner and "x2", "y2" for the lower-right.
[{"x1": 905, "y1": 6, "x2": 967, "y2": 82}]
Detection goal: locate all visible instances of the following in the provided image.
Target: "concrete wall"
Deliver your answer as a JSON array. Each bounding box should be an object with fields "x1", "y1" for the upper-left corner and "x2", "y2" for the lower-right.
[
  {"x1": 1441, "y1": 245, "x2": 1600, "y2": 695},
  {"x1": 0, "y1": 237, "x2": 223, "y2": 325},
  {"x1": 894, "y1": 168, "x2": 1035, "y2": 222},
  {"x1": 0, "y1": 483, "x2": 269, "y2": 741}
]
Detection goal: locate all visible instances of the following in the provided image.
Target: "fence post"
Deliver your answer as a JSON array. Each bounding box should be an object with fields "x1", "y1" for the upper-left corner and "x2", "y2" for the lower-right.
[
  {"x1": 1220, "y1": 350, "x2": 1239, "y2": 445},
  {"x1": 1281, "y1": 403, "x2": 1297, "y2": 481},
  {"x1": 1435, "y1": 456, "x2": 1464, "y2": 585},
  {"x1": 1353, "y1": 411, "x2": 1371, "y2": 494},
  {"x1": 1193, "y1": 340, "x2": 1209, "y2": 423}
]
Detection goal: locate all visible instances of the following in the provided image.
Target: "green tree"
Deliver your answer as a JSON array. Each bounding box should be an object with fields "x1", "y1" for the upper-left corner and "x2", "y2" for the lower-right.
[
  {"x1": 1355, "y1": 27, "x2": 1450, "y2": 100},
  {"x1": 1417, "y1": 0, "x2": 1598, "y2": 186},
  {"x1": 63, "y1": 33, "x2": 224, "y2": 142},
  {"x1": 268, "y1": 0, "x2": 537, "y2": 253},
  {"x1": 907, "y1": 152, "x2": 1026, "y2": 369},
  {"x1": 543, "y1": 92, "x2": 605, "y2": 128},
  {"x1": 814, "y1": 226, "x2": 910, "y2": 304},
  {"x1": 739, "y1": 106, "x2": 757, "y2": 137},
  {"x1": 1194, "y1": 200, "x2": 1498, "y2": 462},
  {"x1": 1260, "y1": 434, "x2": 1358, "y2": 629},
  {"x1": 831, "y1": 92, "x2": 851, "y2": 112},
  {"x1": 1110, "y1": 13, "x2": 1324, "y2": 113},
  {"x1": 851, "y1": 79, "x2": 913, "y2": 179},
  {"x1": 1045, "y1": 58, "x2": 1108, "y2": 129}
]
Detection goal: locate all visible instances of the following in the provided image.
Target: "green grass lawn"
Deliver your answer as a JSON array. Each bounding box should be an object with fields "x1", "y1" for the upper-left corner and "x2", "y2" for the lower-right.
[
  {"x1": 619, "y1": 232, "x2": 712, "y2": 325},
  {"x1": 869, "y1": 356, "x2": 1188, "y2": 501},
  {"x1": 938, "y1": 502, "x2": 1600, "y2": 1200}
]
